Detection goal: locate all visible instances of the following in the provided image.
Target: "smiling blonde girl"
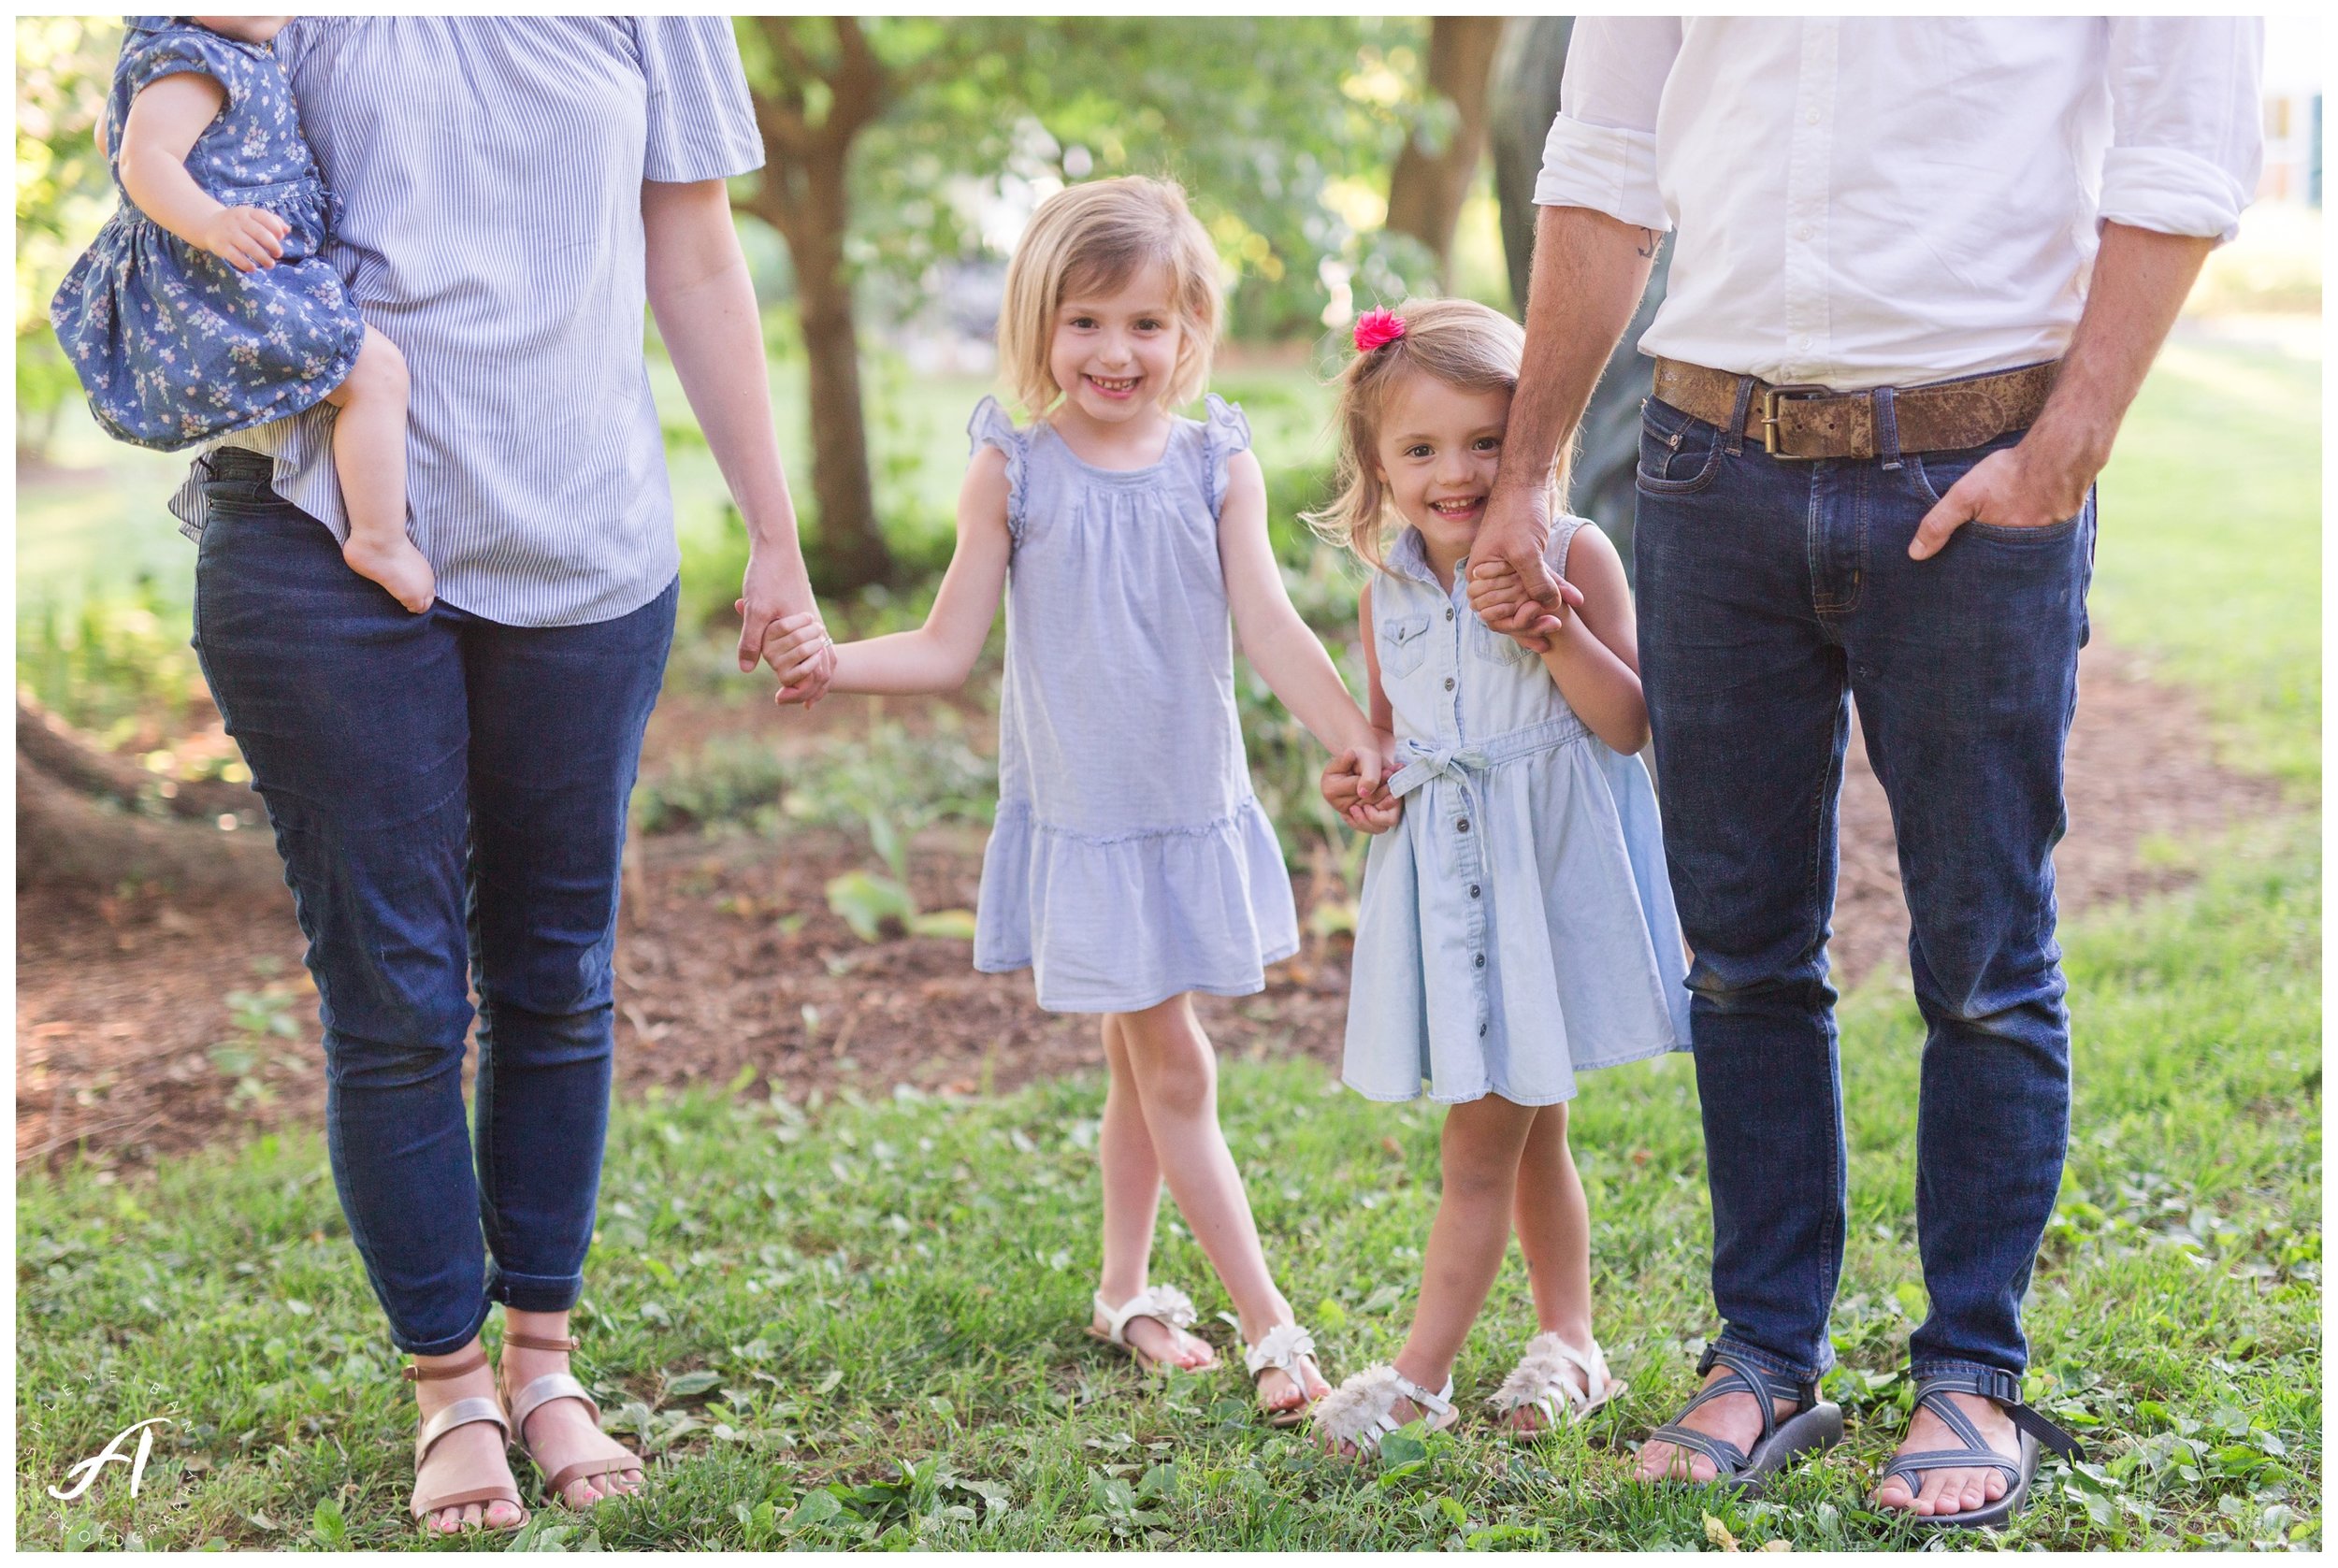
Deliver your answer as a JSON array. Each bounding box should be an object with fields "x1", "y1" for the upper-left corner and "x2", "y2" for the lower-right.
[
  {"x1": 1308, "y1": 298, "x2": 1691, "y2": 1455},
  {"x1": 765, "y1": 176, "x2": 1387, "y2": 1423}
]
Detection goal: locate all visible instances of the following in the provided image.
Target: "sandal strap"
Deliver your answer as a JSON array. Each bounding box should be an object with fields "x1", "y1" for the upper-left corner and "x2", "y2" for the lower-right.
[
  {"x1": 415, "y1": 1396, "x2": 510, "y2": 1467},
  {"x1": 544, "y1": 1453, "x2": 642, "y2": 1501},
  {"x1": 403, "y1": 1347, "x2": 491, "y2": 1383},
  {"x1": 1387, "y1": 1374, "x2": 1454, "y2": 1424},
  {"x1": 1881, "y1": 1446, "x2": 2023, "y2": 1488},
  {"x1": 1912, "y1": 1367, "x2": 2085, "y2": 1462},
  {"x1": 1488, "y1": 1332, "x2": 1609, "y2": 1417},
  {"x1": 1690, "y1": 1344, "x2": 1815, "y2": 1445},
  {"x1": 502, "y1": 1331, "x2": 582, "y2": 1354},
  {"x1": 508, "y1": 1372, "x2": 601, "y2": 1443},
  {"x1": 1242, "y1": 1322, "x2": 1318, "y2": 1380},
  {"x1": 1092, "y1": 1286, "x2": 1198, "y2": 1348},
  {"x1": 1646, "y1": 1420, "x2": 1751, "y2": 1477}
]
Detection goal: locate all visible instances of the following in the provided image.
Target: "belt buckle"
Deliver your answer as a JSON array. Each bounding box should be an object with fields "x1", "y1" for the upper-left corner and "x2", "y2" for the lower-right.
[{"x1": 1760, "y1": 383, "x2": 1833, "y2": 459}]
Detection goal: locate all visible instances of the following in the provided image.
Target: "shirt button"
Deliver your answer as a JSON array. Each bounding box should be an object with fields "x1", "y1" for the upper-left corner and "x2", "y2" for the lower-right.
[
  {"x1": 1794, "y1": 335, "x2": 1812, "y2": 352},
  {"x1": 1445, "y1": 608, "x2": 1454, "y2": 621},
  {"x1": 1469, "y1": 884, "x2": 1480, "y2": 899},
  {"x1": 1478, "y1": 1023, "x2": 1488, "y2": 1038},
  {"x1": 1804, "y1": 108, "x2": 1820, "y2": 125},
  {"x1": 1794, "y1": 225, "x2": 1812, "y2": 242},
  {"x1": 1456, "y1": 818, "x2": 1470, "y2": 833},
  {"x1": 1474, "y1": 954, "x2": 1486, "y2": 969},
  {"x1": 1444, "y1": 677, "x2": 1455, "y2": 691}
]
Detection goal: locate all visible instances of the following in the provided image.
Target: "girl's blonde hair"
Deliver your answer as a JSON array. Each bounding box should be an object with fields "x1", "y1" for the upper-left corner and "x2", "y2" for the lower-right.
[
  {"x1": 1305, "y1": 297, "x2": 1568, "y2": 568},
  {"x1": 997, "y1": 176, "x2": 1221, "y2": 419}
]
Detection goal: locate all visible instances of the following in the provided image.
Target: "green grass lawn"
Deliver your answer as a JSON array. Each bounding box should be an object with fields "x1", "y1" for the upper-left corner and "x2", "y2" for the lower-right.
[{"x1": 15, "y1": 328, "x2": 2319, "y2": 1549}]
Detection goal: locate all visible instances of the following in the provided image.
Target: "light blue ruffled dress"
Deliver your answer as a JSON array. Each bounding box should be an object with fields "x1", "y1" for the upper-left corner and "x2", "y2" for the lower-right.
[
  {"x1": 968, "y1": 395, "x2": 1299, "y2": 1014},
  {"x1": 1343, "y1": 518, "x2": 1692, "y2": 1105}
]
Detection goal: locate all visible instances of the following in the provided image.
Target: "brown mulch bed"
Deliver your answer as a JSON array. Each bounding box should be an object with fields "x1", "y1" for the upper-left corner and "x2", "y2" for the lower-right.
[{"x1": 15, "y1": 642, "x2": 2287, "y2": 1169}]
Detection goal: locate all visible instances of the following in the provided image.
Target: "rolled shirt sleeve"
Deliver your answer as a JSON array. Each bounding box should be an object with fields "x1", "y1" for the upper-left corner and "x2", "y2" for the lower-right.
[
  {"x1": 2099, "y1": 17, "x2": 2263, "y2": 244},
  {"x1": 1532, "y1": 16, "x2": 1681, "y2": 231},
  {"x1": 636, "y1": 16, "x2": 765, "y2": 183}
]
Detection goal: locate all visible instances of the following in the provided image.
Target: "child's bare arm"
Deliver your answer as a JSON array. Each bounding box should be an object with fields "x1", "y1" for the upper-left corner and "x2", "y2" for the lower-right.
[
  {"x1": 768, "y1": 451, "x2": 1013, "y2": 704},
  {"x1": 116, "y1": 73, "x2": 287, "y2": 272},
  {"x1": 1536, "y1": 525, "x2": 1650, "y2": 754},
  {"x1": 1320, "y1": 583, "x2": 1403, "y2": 833}
]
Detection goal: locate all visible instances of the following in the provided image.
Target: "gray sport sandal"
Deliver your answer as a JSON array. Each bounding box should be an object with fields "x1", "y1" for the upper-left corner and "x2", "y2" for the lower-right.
[
  {"x1": 1641, "y1": 1344, "x2": 1843, "y2": 1496},
  {"x1": 1875, "y1": 1366, "x2": 2084, "y2": 1530}
]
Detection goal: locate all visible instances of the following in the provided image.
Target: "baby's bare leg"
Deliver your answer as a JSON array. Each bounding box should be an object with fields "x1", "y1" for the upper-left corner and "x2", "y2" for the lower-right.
[{"x1": 322, "y1": 326, "x2": 433, "y2": 612}]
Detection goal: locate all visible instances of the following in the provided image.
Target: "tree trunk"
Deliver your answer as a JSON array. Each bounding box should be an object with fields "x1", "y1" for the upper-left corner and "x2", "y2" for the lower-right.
[
  {"x1": 1385, "y1": 17, "x2": 1508, "y2": 279},
  {"x1": 782, "y1": 151, "x2": 893, "y2": 595},
  {"x1": 16, "y1": 698, "x2": 286, "y2": 899}
]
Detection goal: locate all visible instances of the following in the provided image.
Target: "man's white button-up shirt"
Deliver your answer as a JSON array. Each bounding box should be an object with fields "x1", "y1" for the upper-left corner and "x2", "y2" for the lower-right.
[{"x1": 1536, "y1": 18, "x2": 2264, "y2": 390}]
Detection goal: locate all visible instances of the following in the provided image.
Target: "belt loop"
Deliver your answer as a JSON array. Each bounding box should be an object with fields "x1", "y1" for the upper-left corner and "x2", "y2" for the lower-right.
[
  {"x1": 1725, "y1": 375, "x2": 1756, "y2": 457},
  {"x1": 1872, "y1": 386, "x2": 1902, "y2": 471}
]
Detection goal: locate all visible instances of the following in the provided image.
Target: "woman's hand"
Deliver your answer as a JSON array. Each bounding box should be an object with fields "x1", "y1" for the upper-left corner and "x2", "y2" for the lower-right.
[
  {"x1": 758, "y1": 610, "x2": 833, "y2": 708},
  {"x1": 197, "y1": 205, "x2": 288, "y2": 272}
]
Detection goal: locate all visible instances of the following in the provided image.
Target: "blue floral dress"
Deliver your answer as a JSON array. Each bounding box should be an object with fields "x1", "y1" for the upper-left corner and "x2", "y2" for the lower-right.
[{"x1": 49, "y1": 18, "x2": 365, "y2": 452}]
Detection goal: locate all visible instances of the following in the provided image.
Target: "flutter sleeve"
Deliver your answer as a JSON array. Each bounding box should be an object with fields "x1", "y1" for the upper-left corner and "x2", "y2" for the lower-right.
[
  {"x1": 634, "y1": 16, "x2": 766, "y2": 182},
  {"x1": 967, "y1": 396, "x2": 1028, "y2": 544},
  {"x1": 118, "y1": 22, "x2": 254, "y2": 114},
  {"x1": 1201, "y1": 393, "x2": 1252, "y2": 520}
]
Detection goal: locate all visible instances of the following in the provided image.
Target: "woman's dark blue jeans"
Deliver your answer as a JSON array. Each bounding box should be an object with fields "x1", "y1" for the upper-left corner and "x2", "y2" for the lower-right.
[
  {"x1": 1632, "y1": 386, "x2": 2094, "y2": 1390},
  {"x1": 190, "y1": 447, "x2": 676, "y2": 1355}
]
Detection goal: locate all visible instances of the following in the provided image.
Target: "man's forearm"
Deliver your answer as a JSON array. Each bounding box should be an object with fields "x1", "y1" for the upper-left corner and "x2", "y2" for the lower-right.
[
  {"x1": 2022, "y1": 221, "x2": 2215, "y2": 510},
  {"x1": 1492, "y1": 204, "x2": 1661, "y2": 498}
]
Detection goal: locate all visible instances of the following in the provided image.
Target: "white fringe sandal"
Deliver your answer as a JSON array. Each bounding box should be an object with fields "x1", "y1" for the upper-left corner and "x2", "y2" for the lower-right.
[
  {"x1": 1086, "y1": 1286, "x2": 1219, "y2": 1375},
  {"x1": 1487, "y1": 1333, "x2": 1626, "y2": 1437},
  {"x1": 1307, "y1": 1364, "x2": 1458, "y2": 1457}
]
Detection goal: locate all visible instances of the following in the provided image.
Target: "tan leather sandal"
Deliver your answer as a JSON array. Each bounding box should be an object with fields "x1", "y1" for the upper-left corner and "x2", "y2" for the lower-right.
[
  {"x1": 405, "y1": 1348, "x2": 528, "y2": 1532},
  {"x1": 499, "y1": 1330, "x2": 644, "y2": 1508}
]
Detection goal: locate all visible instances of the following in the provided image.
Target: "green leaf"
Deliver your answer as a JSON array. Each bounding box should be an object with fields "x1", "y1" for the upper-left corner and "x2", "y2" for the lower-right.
[
  {"x1": 787, "y1": 1489, "x2": 844, "y2": 1529},
  {"x1": 905, "y1": 907, "x2": 978, "y2": 940},
  {"x1": 825, "y1": 870, "x2": 917, "y2": 942},
  {"x1": 309, "y1": 1500, "x2": 347, "y2": 1548},
  {"x1": 664, "y1": 1370, "x2": 724, "y2": 1399}
]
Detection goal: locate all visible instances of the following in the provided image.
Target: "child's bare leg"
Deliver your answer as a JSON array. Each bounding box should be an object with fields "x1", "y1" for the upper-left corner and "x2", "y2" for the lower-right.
[
  {"x1": 322, "y1": 325, "x2": 432, "y2": 612},
  {"x1": 1092, "y1": 1013, "x2": 1214, "y2": 1369},
  {"x1": 1117, "y1": 993, "x2": 1330, "y2": 1413},
  {"x1": 1505, "y1": 1101, "x2": 1596, "y2": 1431},
  {"x1": 1389, "y1": 1097, "x2": 1538, "y2": 1392}
]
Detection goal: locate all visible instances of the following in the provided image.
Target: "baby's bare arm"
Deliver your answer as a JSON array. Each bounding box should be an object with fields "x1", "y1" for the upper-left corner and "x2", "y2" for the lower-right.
[{"x1": 117, "y1": 73, "x2": 287, "y2": 271}]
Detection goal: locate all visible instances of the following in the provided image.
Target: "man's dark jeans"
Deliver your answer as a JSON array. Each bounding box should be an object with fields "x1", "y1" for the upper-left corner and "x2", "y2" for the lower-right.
[
  {"x1": 1632, "y1": 386, "x2": 2093, "y2": 1388},
  {"x1": 191, "y1": 448, "x2": 675, "y2": 1354}
]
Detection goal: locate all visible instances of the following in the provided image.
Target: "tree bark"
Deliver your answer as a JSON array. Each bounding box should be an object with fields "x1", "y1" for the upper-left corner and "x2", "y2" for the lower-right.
[
  {"x1": 1385, "y1": 17, "x2": 1508, "y2": 279},
  {"x1": 742, "y1": 17, "x2": 896, "y2": 596},
  {"x1": 16, "y1": 698, "x2": 285, "y2": 898}
]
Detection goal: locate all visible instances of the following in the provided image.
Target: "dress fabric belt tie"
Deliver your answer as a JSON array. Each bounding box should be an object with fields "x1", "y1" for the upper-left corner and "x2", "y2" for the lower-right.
[{"x1": 1386, "y1": 718, "x2": 1587, "y2": 826}]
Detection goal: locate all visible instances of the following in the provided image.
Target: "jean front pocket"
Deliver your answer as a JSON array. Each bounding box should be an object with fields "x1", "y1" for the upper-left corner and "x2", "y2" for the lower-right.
[
  {"x1": 1378, "y1": 611, "x2": 1432, "y2": 678},
  {"x1": 1637, "y1": 397, "x2": 1725, "y2": 496}
]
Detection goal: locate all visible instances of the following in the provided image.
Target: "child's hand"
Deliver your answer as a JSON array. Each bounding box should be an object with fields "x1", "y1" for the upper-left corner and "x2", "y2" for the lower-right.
[
  {"x1": 1468, "y1": 558, "x2": 1587, "y2": 651},
  {"x1": 197, "y1": 205, "x2": 289, "y2": 273},
  {"x1": 760, "y1": 610, "x2": 833, "y2": 709},
  {"x1": 1321, "y1": 746, "x2": 1403, "y2": 835}
]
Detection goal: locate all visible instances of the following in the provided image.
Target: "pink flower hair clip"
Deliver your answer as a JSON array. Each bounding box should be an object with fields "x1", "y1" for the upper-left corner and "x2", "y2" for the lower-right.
[{"x1": 1353, "y1": 308, "x2": 1406, "y2": 353}]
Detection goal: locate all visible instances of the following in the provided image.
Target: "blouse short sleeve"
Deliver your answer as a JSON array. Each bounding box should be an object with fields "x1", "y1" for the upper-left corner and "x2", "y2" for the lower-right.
[
  {"x1": 967, "y1": 396, "x2": 1028, "y2": 544},
  {"x1": 118, "y1": 21, "x2": 255, "y2": 113},
  {"x1": 1201, "y1": 394, "x2": 1252, "y2": 519},
  {"x1": 633, "y1": 17, "x2": 766, "y2": 183}
]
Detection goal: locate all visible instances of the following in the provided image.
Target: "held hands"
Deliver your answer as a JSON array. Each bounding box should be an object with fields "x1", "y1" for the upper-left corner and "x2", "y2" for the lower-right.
[
  {"x1": 198, "y1": 205, "x2": 288, "y2": 272},
  {"x1": 1907, "y1": 434, "x2": 2095, "y2": 560},
  {"x1": 1321, "y1": 738, "x2": 1402, "y2": 835},
  {"x1": 744, "y1": 608, "x2": 836, "y2": 709},
  {"x1": 1465, "y1": 483, "x2": 1582, "y2": 651},
  {"x1": 736, "y1": 547, "x2": 835, "y2": 706}
]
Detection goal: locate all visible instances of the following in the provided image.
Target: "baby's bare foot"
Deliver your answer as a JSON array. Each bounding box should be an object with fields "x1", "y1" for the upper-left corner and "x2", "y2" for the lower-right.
[{"x1": 343, "y1": 531, "x2": 435, "y2": 613}]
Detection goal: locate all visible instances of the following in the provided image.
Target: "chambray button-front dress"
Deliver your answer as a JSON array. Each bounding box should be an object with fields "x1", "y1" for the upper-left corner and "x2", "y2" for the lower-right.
[
  {"x1": 1344, "y1": 519, "x2": 1692, "y2": 1105},
  {"x1": 969, "y1": 395, "x2": 1299, "y2": 1014},
  {"x1": 50, "y1": 18, "x2": 365, "y2": 452}
]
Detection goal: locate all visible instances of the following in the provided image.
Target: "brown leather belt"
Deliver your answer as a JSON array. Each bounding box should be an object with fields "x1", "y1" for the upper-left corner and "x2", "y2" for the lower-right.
[{"x1": 1651, "y1": 357, "x2": 2058, "y2": 460}]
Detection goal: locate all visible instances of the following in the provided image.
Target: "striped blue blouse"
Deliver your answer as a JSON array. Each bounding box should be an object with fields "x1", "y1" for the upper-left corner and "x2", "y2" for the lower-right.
[{"x1": 166, "y1": 16, "x2": 764, "y2": 627}]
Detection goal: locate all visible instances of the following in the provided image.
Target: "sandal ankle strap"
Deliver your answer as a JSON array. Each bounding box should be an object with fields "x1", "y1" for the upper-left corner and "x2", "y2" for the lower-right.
[
  {"x1": 1913, "y1": 1367, "x2": 2085, "y2": 1461},
  {"x1": 404, "y1": 1347, "x2": 491, "y2": 1383},
  {"x1": 501, "y1": 1331, "x2": 582, "y2": 1354}
]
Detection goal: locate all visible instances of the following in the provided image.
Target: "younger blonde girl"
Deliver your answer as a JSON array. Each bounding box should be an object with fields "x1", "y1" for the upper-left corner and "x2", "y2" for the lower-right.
[
  {"x1": 1309, "y1": 299, "x2": 1691, "y2": 1454},
  {"x1": 766, "y1": 176, "x2": 1385, "y2": 1421}
]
